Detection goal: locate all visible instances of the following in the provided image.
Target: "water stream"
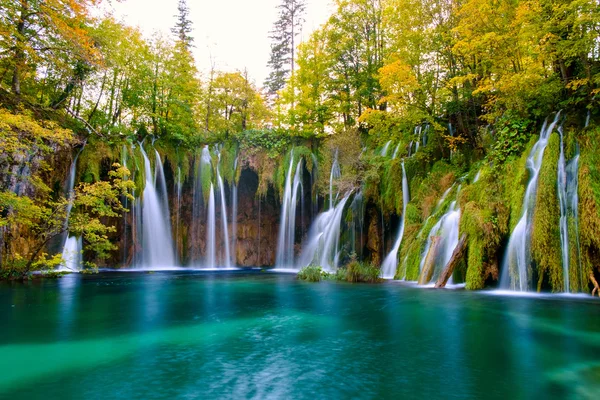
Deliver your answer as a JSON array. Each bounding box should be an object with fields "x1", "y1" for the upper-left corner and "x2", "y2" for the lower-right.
[
  {"x1": 381, "y1": 162, "x2": 409, "y2": 279},
  {"x1": 501, "y1": 113, "x2": 561, "y2": 291}
]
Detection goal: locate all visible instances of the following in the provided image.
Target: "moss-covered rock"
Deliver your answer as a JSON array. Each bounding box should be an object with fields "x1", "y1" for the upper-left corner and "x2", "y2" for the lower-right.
[
  {"x1": 530, "y1": 133, "x2": 563, "y2": 292},
  {"x1": 578, "y1": 126, "x2": 600, "y2": 292}
]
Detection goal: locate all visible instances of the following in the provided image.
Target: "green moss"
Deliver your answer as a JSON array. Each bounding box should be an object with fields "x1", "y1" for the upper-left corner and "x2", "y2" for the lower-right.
[
  {"x1": 200, "y1": 154, "x2": 213, "y2": 204},
  {"x1": 504, "y1": 136, "x2": 536, "y2": 232},
  {"x1": 459, "y1": 162, "x2": 508, "y2": 290},
  {"x1": 78, "y1": 141, "x2": 115, "y2": 184},
  {"x1": 380, "y1": 159, "x2": 404, "y2": 216},
  {"x1": 530, "y1": 133, "x2": 563, "y2": 292},
  {"x1": 578, "y1": 126, "x2": 600, "y2": 292},
  {"x1": 465, "y1": 237, "x2": 485, "y2": 290}
]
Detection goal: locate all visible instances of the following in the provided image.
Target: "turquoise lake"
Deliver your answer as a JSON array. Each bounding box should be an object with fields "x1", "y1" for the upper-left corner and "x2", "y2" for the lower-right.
[{"x1": 1, "y1": 271, "x2": 599, "y2": 399}]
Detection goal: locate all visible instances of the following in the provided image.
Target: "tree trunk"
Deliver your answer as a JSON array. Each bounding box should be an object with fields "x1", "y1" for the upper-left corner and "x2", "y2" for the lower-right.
[
  {"x1": 435, "y1": 234, "x2": 467, "y2": 288},
  {"x1": 418, "y1": 236, "x2": 441, "y2": 285},
  {"x1": 12, "y1": 0, "x2": 28, "y2": 96}
]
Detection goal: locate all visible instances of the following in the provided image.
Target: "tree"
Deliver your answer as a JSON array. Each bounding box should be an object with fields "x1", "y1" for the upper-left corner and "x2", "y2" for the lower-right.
[
  {"x1": 171, "y1": 0, "x2": 194, "y2": 48},
  {"x1": 0, "y1": 108, "x2": 134, "y2": 275},
  {"x1": 0, "y1": 0, "x2": 103, "y2": 97},
  {"x1": 264, "y1": 0, "x2": 306, "y2": 100},
  {"x1": 210, "y1": 70, "x2": 269, "y2": 133}
]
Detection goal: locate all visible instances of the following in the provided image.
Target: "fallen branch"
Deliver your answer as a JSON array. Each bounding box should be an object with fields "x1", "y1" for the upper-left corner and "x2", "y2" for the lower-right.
[
  {"x1": 65, "y1": 108, "x2": 106, "y2": 138},
  {"x1": 591, "y1": 272, "x2": 600, "y2": 297},
  {"x1": 435, "y1": 234, "x2": 467, "y2": 288},
  {"x1": 418, "y1": 236, "x2": 441, "y2": 285}
]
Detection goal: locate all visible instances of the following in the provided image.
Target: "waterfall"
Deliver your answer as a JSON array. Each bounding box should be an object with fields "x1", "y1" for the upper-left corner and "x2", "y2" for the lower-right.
[
  {"x1": 392, "y1": 144, "x2": 401, "y2": 159},
  {"x1": 138, "y1": 146, "x2": 175, "y2": 268},
  {"x1": 276, "y1": 153, "x2": 304, "y2": 267},
  {"x1": 500, "y1": 113, "x2": 561, "y2": 291},
  {"x1": 557, "y1": 126, "x2": 570, "y2": 292},
  {"x1": 558, "y1": 128, "x2": 583, "y2": 292},
  {"x1": 60, "y1": 237, "x2": 82, "y2": 272},
  {"x1": 299, "y1": 193, "x2": 352, "y2": 272},
  {"x1": 216, "y1": 165, "x2": 232, "y2": 269},
  {"x1": 329, "y1": 150, "x2": 341, "y2": 209},
  {"x1": 381, "y1": 162, "x2": 409, "y2": 279},
  {"x1": 231, "y1": 156, "x2": 239, "y2": 267},
  {"x1": 585, "y1": 111, "x2": 590, "y2": 128},
  {"x1": 567, "y1": 148, "x2": 582, "y2": 289},
  {"x1": 350, "y1": 190, "x2": 365, "y2": 257},
  {"x1": 59, "y1": 147, "x2": 84, "y2": 271},
  {"x1": 423, "y1": 124, "x2": 429, "y2": 146},
  {"x1": 380, "y1": 140, "x2": 392, "y2": 157},
  {"x1": 473, "y1": 170, "x2": 482, "y2": 183},
  {"x1": 174, "y1": 166, "x2": 182, "y2": 264},
  {"x1": 206, "y1": 183, "x2": 216, "y2": 269},
  {"x1": 299, "y1": 154, "x2": 350, "y2": 272},
  {"x1": 417, "y1": 190, "x2": 461, "y2": 285},
  {"x1": 415, "y1": 126, "x2": 422, "y2": 154}
]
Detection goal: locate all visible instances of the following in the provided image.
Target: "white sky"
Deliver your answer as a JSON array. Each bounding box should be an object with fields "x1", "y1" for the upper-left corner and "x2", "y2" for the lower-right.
[{"x1": 106, "y1": 0, "x2": 334, "y2": 87}]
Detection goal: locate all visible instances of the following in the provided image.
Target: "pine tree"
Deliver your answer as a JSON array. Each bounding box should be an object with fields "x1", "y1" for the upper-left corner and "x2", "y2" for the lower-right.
[
  {"x1": 264, "y1": 0, "x2": 306, "y2": 100},
  {"x1": 171, "y1": 0, "x2": 194, "y2": 48}
]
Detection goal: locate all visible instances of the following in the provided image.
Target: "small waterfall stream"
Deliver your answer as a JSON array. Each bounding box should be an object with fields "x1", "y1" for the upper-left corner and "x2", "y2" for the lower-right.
[
  {"x1": 138, "y1": 146, "x2": 175, "y2": 268},
  {"x1": 380, "y1": 140, "x2": 392, "y2": 157},
  {"x1": 500, "y1": 113, "x2": 561, "y2": 291},
  {"x1": 59, "y1": 147, "x2": 85, "y2": 271},
  {"x1": 558, "y1": 127, "x2": 582, "y2": 292},
  {"x1": 206, "y1": 183, "x2": 216, "y2": 269},
  {"x1": 276, "y1": 153, "x2": 304, "y2": 267},
  {"x1": 381, "y1": 162, "x2": 409, "y2": 279},
  {"x1": 231, "y1": 155, "x2": 239, "y2": 267},
  {"x1": 417, "y1": 188, "x2": 461, "y2": 284},
  {"x1": 299, "y1": 194, "x2": 352, "y2": 272},
  {"x1": 566, "y1": 148, "x2": 582, "y2": 289},
  {"x1": 299, "y1": 151, "x2": 350, "y2": 272},
  {"x1": 216, "y1": 162, "x2": 232, "y2": 269},
  {"x1": 557, "y1": 126, "x2": 570, "y2": 291}
]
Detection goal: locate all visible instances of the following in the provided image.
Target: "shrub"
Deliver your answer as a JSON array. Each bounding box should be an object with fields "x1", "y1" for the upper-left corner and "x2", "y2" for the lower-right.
[
  {"x1": 346, "y1": 260, "x2": 381, "y2": 283},
  {"x1": 297, "y1": 265, "x2": 329, "y2": 282}
]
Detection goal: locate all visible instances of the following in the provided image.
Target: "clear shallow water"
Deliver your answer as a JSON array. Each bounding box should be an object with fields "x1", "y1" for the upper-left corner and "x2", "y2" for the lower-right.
[{"x1": 1, "y1": 271, "x2": 599, "y2": 399}]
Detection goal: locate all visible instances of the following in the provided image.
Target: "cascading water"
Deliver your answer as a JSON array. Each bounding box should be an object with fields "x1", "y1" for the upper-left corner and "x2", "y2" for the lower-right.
[
  {"x1": 558, "y1": 127, "x2": 583, "y2": 292},
  {"x1": 216, "y1": 162, "x2": 232, "y2": 269},
  {"x1": 329, "y1": 150, "x2": 341, "y2": 209},
  {"x1": 557, "y1": 126, "x2": 570, "y2": 292},
  {"x1": 231, "y1": 155, "x2": 239, "y2": 267},
  {"x1": 392, "y1": 144, "x2": 401, "y2": 159},
  {"x1": 299, "y1": 193, "x2": 352, "y2": 272},
  {"x1": 500, "y1": 113, "x2": 561, "y2": 291},
  {"x1": 380, "y1": 141, "x2": 392, "y2": 157},
  {"x1": 299, "y1": 152, "x2": 350, "y2": 271},
  {"x1": 415, "y1": 126, "x2": 422, "y2": 153},
  {"x1": 566, "y1": 148, "x2": 582, "y2": 289},
  {"x1": 138, "y1": 146, "x2": 175, "y2": 269},
  {"x1": 59, "y1": 147, "x2": 84, "y2": 271},
  {"x1": 174, "y1": 166, "x2": 182, "y2": 264},
  {"x1": 206, "y1": 183, "x2": 216, "y2": 269},
  {"x1": 349, "y1": 190, "x2": 365, "y2": 257},
  {"x1": 276, "y1": 153, "x2": 304, "y2": 267},
  {"x1": 417, "y1": 189, "x2": 461, "y2": 284},
  {"x1": 381, "y1": 162, "x2": 409, "y2": 279}
]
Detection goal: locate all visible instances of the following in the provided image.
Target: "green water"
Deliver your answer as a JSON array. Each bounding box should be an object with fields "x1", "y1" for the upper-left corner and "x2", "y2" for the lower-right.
[{"x1": 1, "y1": 271, "x2": 599, "y2": 399}]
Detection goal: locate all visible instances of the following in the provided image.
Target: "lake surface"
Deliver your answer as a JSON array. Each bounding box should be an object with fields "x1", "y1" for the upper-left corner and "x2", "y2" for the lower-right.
[{"x1": 1, "y1": 271, "x2": 599, "y2": 399}]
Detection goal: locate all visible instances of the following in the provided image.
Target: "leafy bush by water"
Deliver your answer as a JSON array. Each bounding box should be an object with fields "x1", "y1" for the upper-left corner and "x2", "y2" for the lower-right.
[{"x1": 297, "y1": 266, "x2": 329, "y2": 282}]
